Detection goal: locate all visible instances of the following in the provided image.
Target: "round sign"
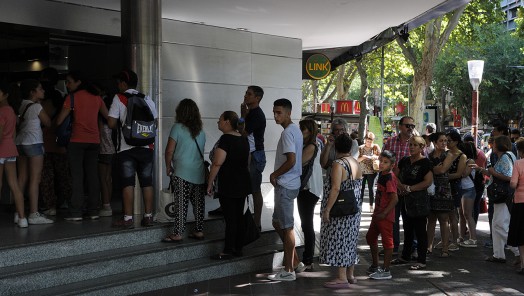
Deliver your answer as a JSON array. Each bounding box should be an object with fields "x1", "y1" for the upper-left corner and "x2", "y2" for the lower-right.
[{"x1": 305, "y1": 54, "x2": 331, "y2": 80}]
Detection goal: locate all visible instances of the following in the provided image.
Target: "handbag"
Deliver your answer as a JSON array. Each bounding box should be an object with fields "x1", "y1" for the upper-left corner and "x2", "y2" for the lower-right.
[
  {"x1": 154, "y1": 177, "x2": 177, "y2": 223},
  {"x1": 487, "y1": 152, "x2": 514, "y2": 204},
  {"x1": 330, "y1": 158, "x2": 359, "y2": 217},
  {"x1": 480, "y1": 197, "x2": 488, "y2": 214},
  {"x1": 194, "y1": 139, "x2": 211, "y2": 186},
  {"x1": 56, "y1": 93, "x2": 74, "y2": 147},
  {"x1": 242, "y1": 200, "x2": 261, "y2": 246},
  {"x1": 404, "y1": 190, "x2": 430, "y2": 217}
]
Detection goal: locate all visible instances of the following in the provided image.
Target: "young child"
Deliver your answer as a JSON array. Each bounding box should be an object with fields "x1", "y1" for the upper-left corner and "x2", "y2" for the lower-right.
[{"x1": 365, "y1": 150, "x2": 398, "y2": 280}]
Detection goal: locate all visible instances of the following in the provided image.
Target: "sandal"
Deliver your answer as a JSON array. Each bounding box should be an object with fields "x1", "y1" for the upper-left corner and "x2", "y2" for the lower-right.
[
  {"x1": 410, "y1": 263, "x2": 426, "y2": 270},
  {"x1": 188, "y1": 232, "x2": 205, "y2": 240},
  {"x1": 391, "y1": 258, "x2": 409, "y2": 265},
  {"x1": 439, "y1": 251, "x2": 450, "y2": 258},
  {"x1": 161, "y1": 235, "x2": 183, "y2": 243}
]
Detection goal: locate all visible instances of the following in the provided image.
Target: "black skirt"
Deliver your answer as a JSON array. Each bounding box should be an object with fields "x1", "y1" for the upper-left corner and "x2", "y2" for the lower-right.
[{"x1": 507, "y1": 202, "x2": 524, "y2": 247}]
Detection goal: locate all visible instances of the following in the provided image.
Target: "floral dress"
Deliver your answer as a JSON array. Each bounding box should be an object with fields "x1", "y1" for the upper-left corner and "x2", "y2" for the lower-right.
[{"x1": 320, "y1": 158, "x2": 363, "y2": 267}]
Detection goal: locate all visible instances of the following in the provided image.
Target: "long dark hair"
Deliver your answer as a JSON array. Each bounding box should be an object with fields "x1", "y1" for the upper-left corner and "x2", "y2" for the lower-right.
[
  {"x1": 175, "y1": 98, "x2": 203, "y2": 138},
  {"x1": 0, "y1": 81, "x2": 21, "y2": 114},
  {"x1": 67, "y1": 71, "x2": 98, "y2": 96},
  {"x1": 299, "y1": 118, "x2": 318, "y2": 146}
]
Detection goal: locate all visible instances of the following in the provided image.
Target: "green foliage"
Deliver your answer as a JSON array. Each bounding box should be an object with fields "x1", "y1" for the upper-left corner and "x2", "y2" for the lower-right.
[{"x1": 434, "y1": 23, "x2": 524, "y2": 122}]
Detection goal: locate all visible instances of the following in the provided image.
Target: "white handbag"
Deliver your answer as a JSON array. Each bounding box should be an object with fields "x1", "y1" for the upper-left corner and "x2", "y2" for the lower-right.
[{"x1": 153, "y1": 188, "x2": 176, "y2": 223}]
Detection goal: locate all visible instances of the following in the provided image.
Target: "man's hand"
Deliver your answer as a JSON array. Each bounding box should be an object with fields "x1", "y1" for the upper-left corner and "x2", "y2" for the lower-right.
[
  {"x1": 240, "y1": 102, "x2": 249, "y2": 118},
  {"x1": 270, "y1": 173, "x2": 277, "y2": 186}
]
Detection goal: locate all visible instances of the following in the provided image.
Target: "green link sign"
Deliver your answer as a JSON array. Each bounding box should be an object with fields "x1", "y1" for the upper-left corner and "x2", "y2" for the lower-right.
[{"x1": 305, "y1": 54, "x2": 331, "y2": 80}]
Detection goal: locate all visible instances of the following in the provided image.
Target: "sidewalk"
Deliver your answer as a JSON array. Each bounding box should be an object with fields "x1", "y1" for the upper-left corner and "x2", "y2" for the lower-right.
[{"x1": 140, "y1": 202, "x2": 524, "y2": 295}]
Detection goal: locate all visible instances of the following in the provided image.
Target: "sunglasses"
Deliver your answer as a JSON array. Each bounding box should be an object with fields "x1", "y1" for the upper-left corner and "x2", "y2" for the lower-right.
[{"x1": 403, "y1": 124, "x2": 415, "y2": 129}]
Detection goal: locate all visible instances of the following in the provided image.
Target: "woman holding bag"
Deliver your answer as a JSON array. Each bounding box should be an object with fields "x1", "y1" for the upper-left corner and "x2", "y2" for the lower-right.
[
  {"x1": 392, "y1": 136, "x2": 433, "y2": 270},
  {"x1": 358, "y1": 132, "x2": 381, "y2": 211},
  {"x1": 163, "y1": 98, "x2": 206, "y2": 243},
  {"x1": 320, "y1": 133, "x2": 363, "y2": 289},
  {"x1": 206, "y1": 111, "x2": 251, "y2": 259}
]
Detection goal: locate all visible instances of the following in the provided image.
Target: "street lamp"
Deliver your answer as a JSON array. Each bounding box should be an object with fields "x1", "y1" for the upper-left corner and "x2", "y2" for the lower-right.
[{"x1": 468, "y1": 60, "x2": 484, "y2": 148}]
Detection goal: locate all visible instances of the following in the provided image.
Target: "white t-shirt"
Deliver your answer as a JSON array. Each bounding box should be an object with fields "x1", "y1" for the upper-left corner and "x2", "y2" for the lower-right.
[
  {"x1": 108, "y1": 89, "x2": 158, "y2": 152},
  {"x1": 306, "y1": 144, "x2": 323, "y2": 198},
  {"x1": 15, "y1": 100, "x2": 44, "y2": 145},
  {"x1": 274, "y1": 123, "x2": 303, "y2": 190}
]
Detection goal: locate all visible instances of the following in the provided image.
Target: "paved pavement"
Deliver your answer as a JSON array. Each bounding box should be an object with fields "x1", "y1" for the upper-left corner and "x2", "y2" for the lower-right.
[{"x1": 139, "y1": 206, "x2": 524, "y2": 296}]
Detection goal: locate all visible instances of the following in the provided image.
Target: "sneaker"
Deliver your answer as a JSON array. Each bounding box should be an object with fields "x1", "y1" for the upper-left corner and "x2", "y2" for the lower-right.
[
  {"x1": 141, "y1": 216, "x2": 154, "y2": 227},
  {"x1": 459, "y1": 239, "x2": 477, "y2": 248},
  {"x1": 113, "y1": 218, "x2": 135, "y2": 229},
  {"x1": 366, "y1": 265, "x2": 379, "y2": 275},
  {"x1": 448, "y1": 243, "x2": 460, "y2": 252},
  {"x1": 64, "y1": 216, "x2": 83, "y2": 221},
  {"x1": 17, "y1": 217, "x2": 28, "y2": 228},
  {"x1": 99, "y1": 207, "x2": 113, "y2": 217},
  {"x1": 295, "y1": 262, "x2": 307, "y2": 273},
  {"x1": 87, "y1": 215, "x2": 100, "y2": 220},
  {"x1": 28, "y1": 212, "x2": 54, "y2": 224},
  {"x1": 369, "y1": 269, "x2": 392, "y2": 280},
  {"x1": 267, "y1": 269, "x2": 296, "y2": 281},
  {"x1": 43, "y1": 208, "x2": 56, "y2": 216},
  {"x1": 434, "y1": 241, "x2": 443, "y2": 249}
]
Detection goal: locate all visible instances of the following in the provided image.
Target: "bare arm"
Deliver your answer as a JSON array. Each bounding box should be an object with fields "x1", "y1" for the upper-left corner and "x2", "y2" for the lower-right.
[
  {"x1": 207, "y1": 147, "x2": 226, "y2": 194},
  {"x1": 270, "y1": 152, "x2": 296, "y2": 186},
  {"x1": 320, "y1": 136, "x2": 334, "y2": 169},
  {"x1": 408, "y1": 171, "x2": 434, "y2": 191},
  {"x1": 165, "y1": 137, "x2": 177, "y2": 176},
  {"x1": 55, "y1": 107, "x2": 70, "y2": 126},
  {"x1": 38, "y1": 108, "x2": 52, "y2": 128},
  {"x1": 302, "y1": 143, "x2": 316, "y2": 165},
  {"x1": 99, "y1": 101, "x2": 109, "y2": 121},
  {"x1": 448, "y1": 154, "x2": 466, "y2": 180}
]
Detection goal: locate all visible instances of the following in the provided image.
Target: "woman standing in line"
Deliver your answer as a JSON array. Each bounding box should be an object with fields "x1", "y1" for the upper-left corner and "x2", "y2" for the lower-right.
[
  {"x1": 15, "y1": 79, "x2": 53, "y2": 224},
  {"x1": 320, "y1": 133, "x2": 363, "y2": 289},
  {"x1": 457, "y1": 141, "x2": 478, "y2": 248},
  {"x1": 206, "y1": 111, "x2": 251, "y2": 259},
  {"x1": 392, "y1": 136, "x2": 433, "y2": 270},
  {"x1": 163, "y1": 98, "x2": 206, "y2": 242},
  {"x1": 56, "y1": 71, "x2": 108, "y2": 221},
  {"x1": 297, "y1": 118, "x2": 323, "y2": 270},
  {"x1": 0, "y1": 82, "x2": 27, "y2": 227},
  {"x1": 357, "y1": 132, "x2": 381, "y2": 211},
  {"x1": 509, "y1": 138, "x2": 524, "y2": 274}
]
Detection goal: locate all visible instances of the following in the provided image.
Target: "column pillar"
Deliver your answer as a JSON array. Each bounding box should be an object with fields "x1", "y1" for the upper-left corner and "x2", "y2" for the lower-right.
[{"x1": 121, "y1": 0, "x2": 162, "y2": 215}]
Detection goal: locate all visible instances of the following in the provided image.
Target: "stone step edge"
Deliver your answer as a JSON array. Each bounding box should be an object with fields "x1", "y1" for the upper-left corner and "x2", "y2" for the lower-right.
[
  {"x1": 0, "y1": 230, "x2": 282, "y2": 279},
  {"x1": 25, "y1": 244, "x2": 289, "y2": 296}
]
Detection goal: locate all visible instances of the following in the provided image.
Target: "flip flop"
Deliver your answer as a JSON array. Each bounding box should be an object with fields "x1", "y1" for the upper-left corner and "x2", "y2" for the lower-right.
[
  {"x1": 188, "y1": 232, "x2": 205, "y2": 240},
  {"x1": 410, "y1": 263, "x2": 426, "y2": 270},
  {"x1": 161, "y1": 235, "x2": 183, "y2": 243},
  {"x1": 439, "y1": 251, "x2": 450, "y2": 258}
]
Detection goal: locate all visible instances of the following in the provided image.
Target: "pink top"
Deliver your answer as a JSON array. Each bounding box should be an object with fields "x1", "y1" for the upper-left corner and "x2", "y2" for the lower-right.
[
  {"x1": 510, "y1": 159, "x2": 524, "y2": 203},
  {"x1": 0, "y1": 105, "x2": 18, "y2": 158}
]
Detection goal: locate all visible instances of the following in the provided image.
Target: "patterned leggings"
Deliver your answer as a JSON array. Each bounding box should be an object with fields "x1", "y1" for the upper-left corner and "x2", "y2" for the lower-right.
[
  {"x1": 39, "y1": 152, "x2": 72, "y2": 209},
  {"x1": 171, "y1": 176, "x2": 205, "y2": 236}
]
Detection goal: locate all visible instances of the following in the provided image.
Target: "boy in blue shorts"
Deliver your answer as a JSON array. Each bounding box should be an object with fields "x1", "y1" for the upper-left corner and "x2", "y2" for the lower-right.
[{"x1": 366, "y1": 150, "x2": 398, "y2": 280}]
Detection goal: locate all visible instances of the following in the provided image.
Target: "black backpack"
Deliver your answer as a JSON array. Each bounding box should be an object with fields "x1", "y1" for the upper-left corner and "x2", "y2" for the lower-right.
[{"x1": 119, "y1": 92, "x2": 156, "y2": 147}]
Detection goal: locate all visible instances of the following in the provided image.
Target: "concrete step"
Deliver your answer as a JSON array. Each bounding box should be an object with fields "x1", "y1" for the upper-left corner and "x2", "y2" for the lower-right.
[
  {"x1": 0, "y1": 228, "x2": 283, "y2": 295},
  {"x1": 24, "y1": 243, "x2": 287, "y2": 296}
]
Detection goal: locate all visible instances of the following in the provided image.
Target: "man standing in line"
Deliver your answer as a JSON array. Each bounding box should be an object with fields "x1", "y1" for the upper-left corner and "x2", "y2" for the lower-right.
[
  {"x1": 267, "y1": 98, "x2": 303, "y2": 281},
  {"x1": 208, "y1": 86, "x2": 267, "y2": 229},
  {"x1": 108, "y1": 70, "x2": 158, "y2": 228},
  {"x1": 383, "y1": 116, "x2": 416, "y2": 255},
  {"x1": 320, "y1": 118, "x2": 359, "y2": 175}
]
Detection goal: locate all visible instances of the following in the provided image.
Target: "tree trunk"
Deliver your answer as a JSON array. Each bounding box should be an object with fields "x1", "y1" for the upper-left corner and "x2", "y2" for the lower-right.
[
  {"x1": 337, "y1": 64, "x2": 346, "y2": 99},
  {"x1": 356, "y1": 60, "x2": 368, "y2": 141}
]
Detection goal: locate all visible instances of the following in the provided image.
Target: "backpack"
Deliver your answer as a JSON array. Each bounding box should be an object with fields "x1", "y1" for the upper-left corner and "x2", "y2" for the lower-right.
[{"x1": 118, "y1": 92, "x2": 156, "y2": 147}]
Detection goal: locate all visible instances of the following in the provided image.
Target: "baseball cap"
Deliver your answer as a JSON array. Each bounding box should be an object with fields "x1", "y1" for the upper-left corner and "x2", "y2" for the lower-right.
[{"x1": 113, "y1": 69, "x2": 138, "y2": 87}]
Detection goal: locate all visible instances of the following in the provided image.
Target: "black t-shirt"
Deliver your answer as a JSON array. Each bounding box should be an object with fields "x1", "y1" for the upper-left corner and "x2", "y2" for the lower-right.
[
  {"x1": 245, "y1": 106, "x2": 266, "y2": 151},
  {"x1": 398, "y1": 156, "x2": 432, "y2": 186},
  {"x1": 216, "y1": 134, "x2": 252, "y2": 198}
]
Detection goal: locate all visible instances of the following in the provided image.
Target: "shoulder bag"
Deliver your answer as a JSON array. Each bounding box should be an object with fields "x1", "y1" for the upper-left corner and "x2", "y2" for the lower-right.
[
  {"x1": 330, "y1": 158, "x2": 359, "y2": 217},
  {"x1": 194, "y1": 139, "x2": 211, "y2": 186},
  {"x1": 56, "y1": 93, "x2": 74, "y2": 147},
  {"x1": 242, "y1": 199, "x2": 261, "y2": 246},
  {"x1": 487, "y1": 152, "x2": 514, "y2": 204},
  {"x1": 404, "y1": 189, "x2": 430, "y2": 217}
]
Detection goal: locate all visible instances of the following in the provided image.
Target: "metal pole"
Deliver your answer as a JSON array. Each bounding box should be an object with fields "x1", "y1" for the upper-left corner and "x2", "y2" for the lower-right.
[
  {"x1": 472, "y1": 90, "x2": 479, "y2": 148},
  {"x1": 380, "y1": 46, "x2": 385, "y2": 130},
  {"x1": 121, "y1": 0, "x2": 162, "y2": 215}
]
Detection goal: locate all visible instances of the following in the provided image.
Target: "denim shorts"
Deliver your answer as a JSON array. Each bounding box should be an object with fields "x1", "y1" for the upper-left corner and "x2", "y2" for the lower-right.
[
  {"x1": 118, "y1": 147, "x2": 154, "y2": 187},
  {"x1": 250, "y1": 150, "x2": 266, "y2": 193},
  {"x1": 17, "y1": 144, "x2": 44, "y2": 157},
  {"x1": 272, "y1": 185, "x2": 299, "y2": 229},
  {"x1": 461, "y1": 187, "x2": 476, "y2": 200},
  {"x1": 0, "y1": 156, "x2": 16, "y2": 164}
]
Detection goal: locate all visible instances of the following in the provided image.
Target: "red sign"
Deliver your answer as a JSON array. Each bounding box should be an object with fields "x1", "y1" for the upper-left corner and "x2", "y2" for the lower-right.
[
  {"x1": 395, "y1": 102, "x2": 406, "y2": 114},
  {"x1": 320, "y1": 103, "x2": 331, "y2": 113},
  {"x1": 336, "y1": 100, "x2": 360, "y2": 115}
]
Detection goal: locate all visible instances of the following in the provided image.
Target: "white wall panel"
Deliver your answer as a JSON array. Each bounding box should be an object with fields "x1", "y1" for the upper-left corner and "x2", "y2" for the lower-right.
[
  {"x1": 162, "y1": 20, "x2": 252, "y2": 52},
  {"x1": 252, "y1": 34, "x2": 302, "y2": 58},
  {"x1": 162, "y1": 44, "x2": 252, "y2": 85},
  {"x1": 251, "y1": 54, "x2": 302, "y2": 89}
]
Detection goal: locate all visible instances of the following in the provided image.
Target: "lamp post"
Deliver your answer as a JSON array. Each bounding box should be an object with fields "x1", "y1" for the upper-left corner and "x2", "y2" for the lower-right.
[{"x1": 468, "y1": 60, "x2": 484, "y2": 148}]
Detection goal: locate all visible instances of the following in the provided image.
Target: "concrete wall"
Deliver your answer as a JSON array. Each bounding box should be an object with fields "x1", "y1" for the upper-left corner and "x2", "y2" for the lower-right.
[{"x1": 160, "y1": 19, "x2": 302, "y2": 190}]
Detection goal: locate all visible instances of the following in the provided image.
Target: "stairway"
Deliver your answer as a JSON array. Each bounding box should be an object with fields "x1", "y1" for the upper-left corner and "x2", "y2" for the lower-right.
[{"x1": 0, "y1": 218, "x2": 288, "y2": 296}]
